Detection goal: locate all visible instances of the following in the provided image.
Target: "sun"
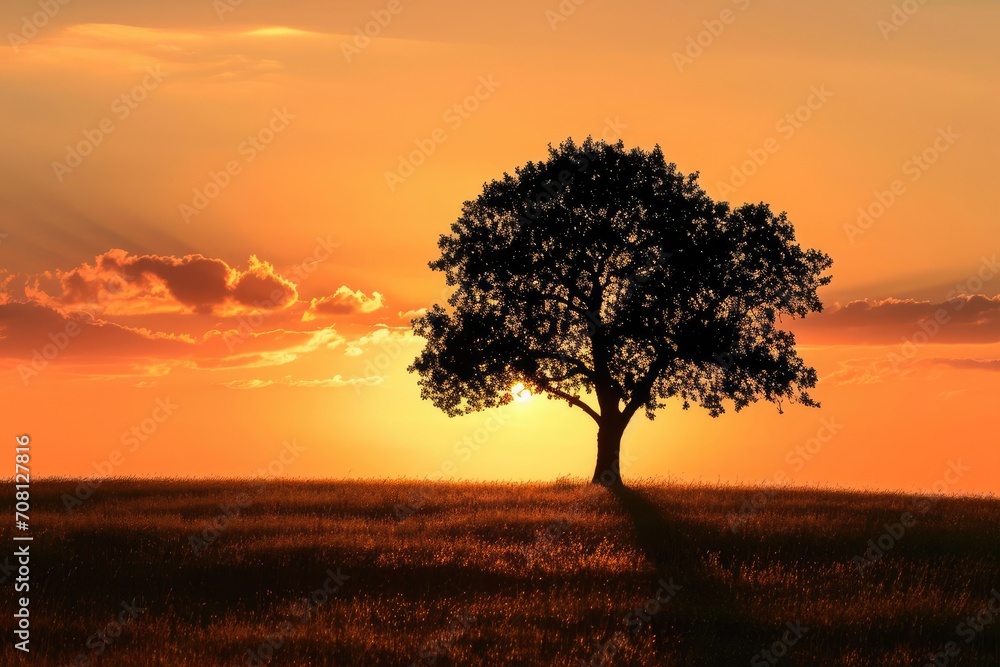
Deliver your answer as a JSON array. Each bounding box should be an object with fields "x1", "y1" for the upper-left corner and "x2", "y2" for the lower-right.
[{"x1": 511, "y1": 382, "x2": 532, "y2": 402}]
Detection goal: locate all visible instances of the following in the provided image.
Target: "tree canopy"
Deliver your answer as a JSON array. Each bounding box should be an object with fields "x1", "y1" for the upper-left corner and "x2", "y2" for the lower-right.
[{"x1": 409, "y1": 137, "x2": 832, "y2": 484}]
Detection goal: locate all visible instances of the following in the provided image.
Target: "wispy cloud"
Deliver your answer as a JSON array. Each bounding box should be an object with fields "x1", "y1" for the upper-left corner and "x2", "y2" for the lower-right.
[
  {"x1": 795, "y1": 295, "x2": 1000, "y2": 344},
  {"x1": 221, "y1": 374, "x2": 382, "y2": 389}
]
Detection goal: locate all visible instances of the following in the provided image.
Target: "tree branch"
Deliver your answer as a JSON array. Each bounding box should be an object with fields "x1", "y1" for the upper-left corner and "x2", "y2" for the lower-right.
[
  {"x1": 532, "y1": 351, "x2": 596, "y2": 382},
  {"x1": 621, "y1": 353, "x2": 672, "y2": 422},
  {"x1": 538, "y1": 293, "x2": 594, "y2": 321},
  {"x1": 535, "y1": 381, "x2": 601, "y2": 423}
]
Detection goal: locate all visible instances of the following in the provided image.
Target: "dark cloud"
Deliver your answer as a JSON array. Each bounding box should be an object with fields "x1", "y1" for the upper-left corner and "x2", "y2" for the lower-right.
[
  {"x1": 23, "y1": 249, "x2": 296, "y2": 315},
  {"x1": 0, "y1": 300, "x2": 342, "y2": 378},
  {"x1": 795, "y1": 295, "x2": 1000, "y2": 344}
]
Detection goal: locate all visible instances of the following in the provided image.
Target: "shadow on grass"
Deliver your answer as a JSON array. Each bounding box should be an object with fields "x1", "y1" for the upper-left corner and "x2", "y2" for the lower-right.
[
  {"x1": 607, "y1": 483, "x2": 709, "y2": 575},
  {"x1": 606, "y1": 483, "x2": 765, "y2": 665}
]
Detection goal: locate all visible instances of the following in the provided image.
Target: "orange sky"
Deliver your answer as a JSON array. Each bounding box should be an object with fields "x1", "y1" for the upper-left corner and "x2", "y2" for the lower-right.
[{"x1": 1, "y1": 0, "x2": 997, "y2": 493}]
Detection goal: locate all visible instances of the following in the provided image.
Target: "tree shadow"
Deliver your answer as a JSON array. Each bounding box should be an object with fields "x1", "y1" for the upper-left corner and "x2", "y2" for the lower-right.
[
  {"x1": 608, "y1": 484, "x2": 703, "y2": 574},
  {"x1": 605, "y1": 484, "x2": 765, "y2": 665}
]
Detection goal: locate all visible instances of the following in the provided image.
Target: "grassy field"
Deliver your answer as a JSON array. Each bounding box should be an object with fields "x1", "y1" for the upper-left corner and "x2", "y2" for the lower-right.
[{"x1": 1, "y1": 479, "x2": 998, "y2": 666}]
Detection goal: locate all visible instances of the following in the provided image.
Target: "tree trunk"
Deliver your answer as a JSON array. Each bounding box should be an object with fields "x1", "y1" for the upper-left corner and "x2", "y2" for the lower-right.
[{"x1": 591, "y1": 420, "x2": 625, "y2": 486}]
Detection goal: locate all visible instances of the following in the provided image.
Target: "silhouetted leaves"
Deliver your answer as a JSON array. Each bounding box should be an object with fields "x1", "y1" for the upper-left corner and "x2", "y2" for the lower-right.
[{"x1": 410, "y1": 137, "x2": 832, "y2": 430}]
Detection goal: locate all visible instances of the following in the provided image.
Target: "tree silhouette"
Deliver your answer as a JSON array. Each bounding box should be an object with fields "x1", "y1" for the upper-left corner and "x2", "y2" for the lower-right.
[{"x1": 409, "y1": 138, "x2": 832, "y2": 486}]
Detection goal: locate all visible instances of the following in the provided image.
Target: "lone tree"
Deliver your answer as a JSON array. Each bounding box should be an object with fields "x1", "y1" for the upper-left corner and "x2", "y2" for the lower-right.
[{"x1": 409, "y1": 138, "x2": 832, "y2": 486}]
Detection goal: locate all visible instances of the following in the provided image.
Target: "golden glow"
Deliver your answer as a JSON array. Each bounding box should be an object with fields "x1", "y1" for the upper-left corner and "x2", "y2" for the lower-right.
[
  {"x1": 0, "y1": 0, "x2": 996, "y2": 492},
  {"x1": 241, "y1": 27, "x2": 318, "y2": 38}
]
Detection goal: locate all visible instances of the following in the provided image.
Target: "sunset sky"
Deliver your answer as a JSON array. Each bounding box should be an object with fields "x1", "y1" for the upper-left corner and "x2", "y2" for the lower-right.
[{"x1": 1, "y1": 0, "x2": 997, "y2": 493}]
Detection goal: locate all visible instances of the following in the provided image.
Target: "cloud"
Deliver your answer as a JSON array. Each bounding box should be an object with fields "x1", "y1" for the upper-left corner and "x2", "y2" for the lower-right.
[
  {"x1": 288, "y1": 375, "x2": 383, "y2": 388},
  {"x1": 936, "y1": 388, "x2": 989, "y2": 400},
  {"x1": 221, "y1": 374, "x2": 382, "y2": 389},
  {"x1": 822, "y1": 355, "x2": 1000, "y2": 386},
  {"x1": 0, "y1": 301, "x2": 343, "y2": 379},
  {"x1": 8, "y1": 24, "x2": 290, "y2": 81},
  {"x1": 924, "y1": 358, "x2": 1000, "y2": 372},
  {"x1": 795, "y1": 295, "x2": 1000, "y2": 344},
  {"x1": 303, "y1": 286, "x2": 385, "y2": 319},
  {"x1": 0, "y1": 249, "x2": 403, "y2": 383},
  {"x1": 821, "y1": 358, "x2": 907, "y2": 386},
  {"x1": 23, "y1": 249, "x2": 296, "y2": 316},
  {"x1": 230, "y1": 256, "x2": 298, "y2": 309},
  {"x1": 0, "y1": 301, "x2": 192, "y2": 358},
  {"x1": 220, "y1": 378, "x2": 276, "y2": 389},
  {"x1": 240, "y1": 27, "x2": 325, "y2": 38},
  {"x1": 200, "y1": 325, "x2": 344, "y2": 369},
  {"x1": 342, "y1": 325, "x2": 418, "y2": 356},
  {"x1": 398, "y1": 308, "x2": 427, "y2": 321}
]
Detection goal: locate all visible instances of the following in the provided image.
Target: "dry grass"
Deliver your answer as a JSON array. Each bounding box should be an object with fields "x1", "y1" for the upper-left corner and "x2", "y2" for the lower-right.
[{"x1": 1, "y1": 479, "x2": 998, "y2": 666}]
